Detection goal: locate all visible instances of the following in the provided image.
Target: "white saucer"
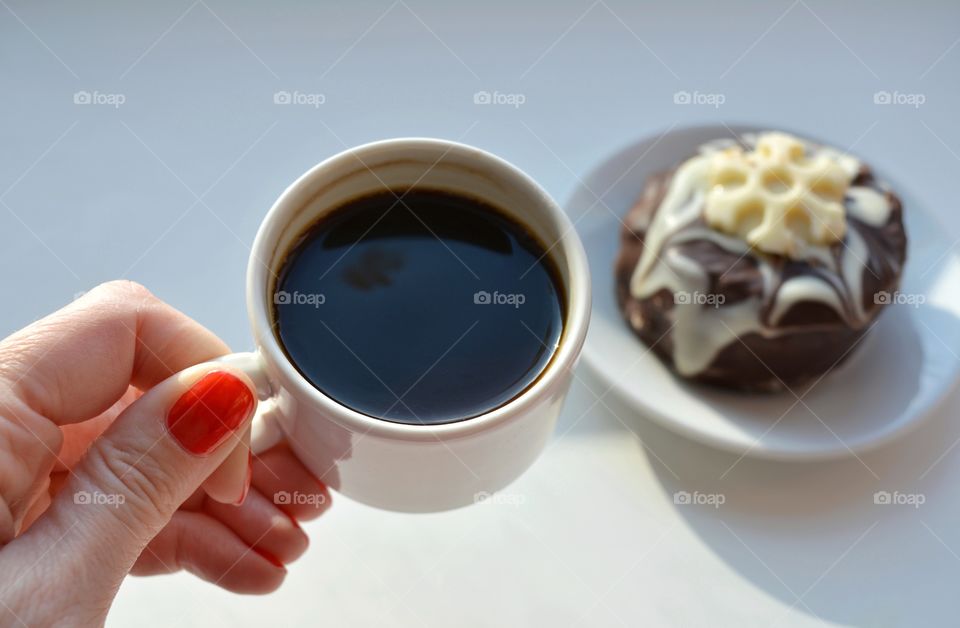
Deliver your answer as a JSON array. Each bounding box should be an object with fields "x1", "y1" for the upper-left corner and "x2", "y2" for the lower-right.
[{"x1": 572, "y1": 124, "x2": 960, "y2": 460}]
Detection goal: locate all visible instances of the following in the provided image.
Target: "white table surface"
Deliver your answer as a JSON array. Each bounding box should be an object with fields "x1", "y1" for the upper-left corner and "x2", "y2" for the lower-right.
[{"x1": 2, "y1": 1, "x2": 959, "y2": 626}]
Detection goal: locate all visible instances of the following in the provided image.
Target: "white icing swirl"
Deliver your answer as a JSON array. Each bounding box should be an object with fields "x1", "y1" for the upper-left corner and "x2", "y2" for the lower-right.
[{"x1": 846, "y1": 186, "x2": 892, "y2": 227}]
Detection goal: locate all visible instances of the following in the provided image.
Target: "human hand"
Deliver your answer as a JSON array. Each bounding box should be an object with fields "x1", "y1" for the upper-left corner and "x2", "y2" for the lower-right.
[{"x1": 0, "y1": 281, "x2": 331, "y2": 626}]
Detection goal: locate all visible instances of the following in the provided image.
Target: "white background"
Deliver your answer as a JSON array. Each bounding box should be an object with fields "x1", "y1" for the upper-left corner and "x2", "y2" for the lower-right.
[{"x1": 2, "y1": 1, "x2": 959, "y2": 626}]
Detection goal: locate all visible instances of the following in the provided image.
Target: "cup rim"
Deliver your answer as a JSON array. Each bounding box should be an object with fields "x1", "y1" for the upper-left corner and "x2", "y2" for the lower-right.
[{"x1": 247, "y1": 137, "x2": 591, "y2": 441}]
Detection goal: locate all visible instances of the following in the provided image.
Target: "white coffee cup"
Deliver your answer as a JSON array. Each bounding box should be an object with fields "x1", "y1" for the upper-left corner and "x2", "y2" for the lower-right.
[{"x1": 220, "y1": 138, "x2": 590, "y2": 512}]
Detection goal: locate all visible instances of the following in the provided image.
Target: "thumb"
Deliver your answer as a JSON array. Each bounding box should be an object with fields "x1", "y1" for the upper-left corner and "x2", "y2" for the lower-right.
[{"x1": 21, "y1": 364, "x2": 256, "y2": 592}]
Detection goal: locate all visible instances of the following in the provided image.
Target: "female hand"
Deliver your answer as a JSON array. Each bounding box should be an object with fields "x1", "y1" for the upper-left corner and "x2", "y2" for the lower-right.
[{"x1": 0, "y1": 281, "x2": 331, "y2": 626}]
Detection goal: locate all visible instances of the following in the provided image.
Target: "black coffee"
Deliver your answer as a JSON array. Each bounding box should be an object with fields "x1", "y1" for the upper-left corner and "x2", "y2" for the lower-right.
[{"x1": 273, "y1": 189, "x2": 564, "y2": 425}]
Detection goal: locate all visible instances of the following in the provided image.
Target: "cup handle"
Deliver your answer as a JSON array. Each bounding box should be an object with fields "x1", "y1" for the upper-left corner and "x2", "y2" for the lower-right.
[{"x1": 215, "y1": 351, "x2": 286, "y2": 453}]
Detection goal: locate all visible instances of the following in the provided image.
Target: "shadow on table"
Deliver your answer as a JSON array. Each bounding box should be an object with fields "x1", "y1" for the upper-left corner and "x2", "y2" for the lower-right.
[{"x1": 566, "y1": 303, "x2": 960, "y2": 626}]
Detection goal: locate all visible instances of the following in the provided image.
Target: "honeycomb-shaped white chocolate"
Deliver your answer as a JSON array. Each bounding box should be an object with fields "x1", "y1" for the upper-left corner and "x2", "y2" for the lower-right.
[{"x1": 703, "y1": 132, "x2": 851, "y2": 258}]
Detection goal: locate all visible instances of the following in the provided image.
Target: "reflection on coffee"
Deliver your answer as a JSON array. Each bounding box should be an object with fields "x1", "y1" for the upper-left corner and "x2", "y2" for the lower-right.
[{"x1": 273, "y1": 189, "x2": 565, "y2": 425}]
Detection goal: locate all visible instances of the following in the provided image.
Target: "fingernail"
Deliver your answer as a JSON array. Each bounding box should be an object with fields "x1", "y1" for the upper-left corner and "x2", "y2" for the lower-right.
[
  {"x1": 167, "y1": 371, "x2": 255, "y2": 455},
  {"x1": 254, "y1": 547, "x2": 286, "y2": 570},
  {"x1": 234, "y1": 452, "x2": 253, "y2": 506},
  {"x1": 282, "y1": 509, "x2": 302, "y2": 530}
]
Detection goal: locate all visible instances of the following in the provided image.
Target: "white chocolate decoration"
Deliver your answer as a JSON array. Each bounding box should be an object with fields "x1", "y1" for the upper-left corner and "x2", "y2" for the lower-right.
[
  {"x1": 628, "y1": 132, "x2": 900, "y2": 378},
  {"x1": 704, "y1": 132, "x2": 853, "y2": 259},
  {"x1": 846, "y1": 186, "x2": 893, "y2": 227}
]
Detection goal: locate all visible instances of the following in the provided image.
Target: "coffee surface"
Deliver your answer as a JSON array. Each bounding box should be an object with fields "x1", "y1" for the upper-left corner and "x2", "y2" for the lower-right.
[{"x1": 274, "y1": 189, "x2": 564, "y2": 425}]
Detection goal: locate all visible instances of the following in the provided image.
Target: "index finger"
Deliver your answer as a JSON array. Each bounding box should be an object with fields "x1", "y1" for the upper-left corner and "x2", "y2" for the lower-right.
[{"x1": 0, "y1": 280, "x2": 231, "y2": 425}]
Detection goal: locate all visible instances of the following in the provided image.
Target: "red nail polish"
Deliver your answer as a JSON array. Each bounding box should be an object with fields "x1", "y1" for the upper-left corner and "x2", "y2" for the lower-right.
[
  {"x1": 167, "y1": 371, "x2": 255, "y2": 455},
  {"x1": 233, "y1": 462, "x2": 253, "y2": 506},
  {"x1": 234, "y1": 452, "x2": 253, "y2": 506},
  {"x1": 283, "y1": 509, "x2": 302, "y2": 530},
  {"x1": 254, "y1": 547, "x2": 286, "y2": 569}
]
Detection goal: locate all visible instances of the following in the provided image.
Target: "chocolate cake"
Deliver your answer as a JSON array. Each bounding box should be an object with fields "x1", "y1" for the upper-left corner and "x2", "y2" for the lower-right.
[{"x1": 615, "y1": 131, "x2": 907, "y2": 391}]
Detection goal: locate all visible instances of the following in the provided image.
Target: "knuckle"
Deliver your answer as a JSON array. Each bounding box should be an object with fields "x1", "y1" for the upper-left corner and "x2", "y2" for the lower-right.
[
  {"x1": 0, "y1": 407, "x2": 62, "y2": 510},
  {"x1": 88, "y1": 279, "x2": 156, "y2": 305},
  {"x1": 84, "y1": 439, "x2": 178, "y2": 529}
]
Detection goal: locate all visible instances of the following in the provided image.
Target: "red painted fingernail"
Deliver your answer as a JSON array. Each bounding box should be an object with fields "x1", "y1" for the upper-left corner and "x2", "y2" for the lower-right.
[
  {"x1": 254, "y1": 548, "x2": 286, "y2": 570},
  {"x1": 234, "y1": 452, "x2": 253, "y2": 506},
  {"x1": 167, "y1": 371, "x2": 255, "y2": 455},
  {"x1": 283, "y1": 509, "x2": 302, "y2": 530}
]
